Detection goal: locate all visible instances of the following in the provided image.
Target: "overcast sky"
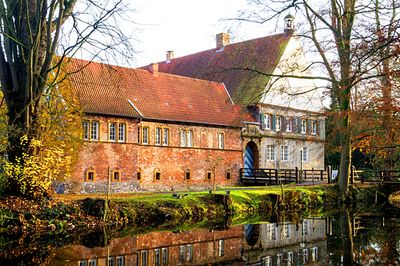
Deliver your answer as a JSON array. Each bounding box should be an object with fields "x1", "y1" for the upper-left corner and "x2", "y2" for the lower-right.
[{"x1": 129, "y1": 0, "x2": 285, "y2": 67}]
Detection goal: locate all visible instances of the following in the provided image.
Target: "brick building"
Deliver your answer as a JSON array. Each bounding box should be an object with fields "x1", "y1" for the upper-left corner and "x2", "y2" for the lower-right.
[
  {"x1": 63, "y1": 59, "x2": 249, "y2": 193},
  {"x1": 147, "y1": 16, "x2": 326, "y2": 174}
]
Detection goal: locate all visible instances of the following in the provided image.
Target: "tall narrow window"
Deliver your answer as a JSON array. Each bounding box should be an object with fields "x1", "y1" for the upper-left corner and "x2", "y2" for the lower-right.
[
  {"x1": 275, "y1": 116, "x2": 282, "y2": 131},
  {"x1": 141, "y1": 250, "x2": 148, "y2": 266},
  {"x1": 142, "y1": 127, "x2": 149, "y2": 144},
  {"x1": 90, "y1": 121, "x2": 99, "y2": 141},
  {"x1": 301, "y1": 147, "x2": 308, "y2": 162},
  {"x1": 286, "y1": 117, "x2": 292, "y2": 132},
  {"x1": 180, "y1": 129, "x2": 194, "y2": 147},
  {"x1": 283, "y1": 223, "x2": 291, "y2": 239},
  {"x1": 118, "y1": 123, "x2": 126, "y2": 142},
  {"x1": 218, "y1": 240, "x2": 225, "y2": 256},
  {"x1": 154, "y1": 249, "x2": 161, "y2": 266},
  {"x1": 281, "y1": 145, "x2": 289, "y2": 161},
  {"x1": 311, "y1": 120, "x2": 317, "y2": 135},
  {"x1": 83, "y1": 121, "x2": 90, "y2": 140},
  {"x1": 180, "y1": 130, "x2": 187, "y2": 147},
  {"x1": 162, "y1": 248, "x2": 169, "y2": 265},
  {"x1": 155, "y1": 127, "x2": 162, "y2": 145},
  {"x1": 187, "y1": 130, "x2": 193, "y2": 147},
  {"x1": 266, "y1": 145, "x2": 276, "y2": 161},
  {"x1": 218, "y1": 133, "x2": 224, "y2": 149},
  {"x1": 109, "y1": 122, "x2": 116, "y2": 141},
  {"x1": 163, "y1": 128, "x2": 169, "y2": 145},
  {"x1": 116, "y1": 256, "x2": 124, "y2": 266},
  {"x1": 301, "y1": 119, "x2": 307, "y2": 134},
  {"x1": 265, "y1": 113, "x2": 271, "y2": 129}
]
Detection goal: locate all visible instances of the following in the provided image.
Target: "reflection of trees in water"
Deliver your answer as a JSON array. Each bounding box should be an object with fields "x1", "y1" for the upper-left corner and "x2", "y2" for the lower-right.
[{"x1": 329, "y1": 212, "x2": 400, "y2": 265}]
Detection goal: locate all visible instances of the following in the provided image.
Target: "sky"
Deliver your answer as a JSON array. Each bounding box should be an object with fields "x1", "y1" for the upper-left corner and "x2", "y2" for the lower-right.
[{"x1": 128, "y1": 0, "x2": 284, "y2": 67}]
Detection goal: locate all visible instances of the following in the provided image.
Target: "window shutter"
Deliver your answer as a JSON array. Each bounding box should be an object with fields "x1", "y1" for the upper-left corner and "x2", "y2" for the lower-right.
[
  {"x1": 272, "y1": 115, "x2": 276, "y2": 131},
  {"x1": 260, "y1": 112, "x2": 265, "y2": 129}
]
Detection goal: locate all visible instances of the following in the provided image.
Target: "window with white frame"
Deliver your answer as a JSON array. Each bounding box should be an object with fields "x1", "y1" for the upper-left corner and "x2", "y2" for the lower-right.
[
  {"x1": 275, "y1": 116, "x2": 282, "y2": 131},
  {"x1": 162, "y1": 248, "x2": 169, "y2": 265},
  {"x1": 283, "y1": 222, "x2": 291, "y2": 239},
  {"x1": 287, "y1": 252, "x2": 294, "y2": 266},
  {"x1": 303, "y1": 248, "x2": 309, "y2": 264},
  {"x1": 286, "y1": 117, "x2": 292, "y2": 132},
  {"x1": 281, "y1": 145, "x2": 289, "y2": 161},
  {"x1": 142, "y1": 127, "x2": 149, "y2": 144},
  {"x1": 218, "y1": 133, "x2": 224, "y2": 149},
  {"x1": 187, "y1": 130, "x2": 193, "y2": 147},
  {"x1": 116, "y1": 256, "x2": 124, "y2": 266},
  {"x1": 180, "y1": 129, "x2": 193, "y2": 147},
  {"x1": 301, "y1": 147, "x2": 308, "y2": 162},
  {"x1": 155, "y1": 127, "x2": 162, "y2": 145},
  {"x1": 266, "y1": 145, "x2": 276, "y2": 161},
  {"x1": 218, "y1": 240, "x2": 225, "y2": 257},
  {"x1": 83, "y1": 121, "x2": 90, "y2": 140},
  {"x1": 301, "y1": 119, "x2": 307, "y2": 134},
  {"x1": 311, "y1": 120, "x2": 317, "y2": 135},
  {"x1": 109, "y1": 122, "x2": 116, "y2": 141},
  {"x1": 265, "y1": 113, "x2": 272, "y2": 129},
  {"x1": 118, "y1": 123, "x2": 126, "y2": 142},
  {"x1": 262, "y1": 256, "x2": 272, "y2": 266},
  {"x1": 91, "y1": 121, "x2": 99, "y2": 140},
  {"x1": 276, "y1": 253, "x2": 283, "y2": 266},
  {"x1": 163, "y1": 128, "x2": 169, "y2": 145},
  {"x1": 141, "y1": 250, "x2": 148, "y2": 266},
  {"x1": 311, "y1": 246, "x2": 318, "y2": 261},
  {"x1": 302, "y1": 220, "x2": 310, "y2": 236},
  {"x1": 109, "y1": 122, "x2": 126, "y2": 142}
]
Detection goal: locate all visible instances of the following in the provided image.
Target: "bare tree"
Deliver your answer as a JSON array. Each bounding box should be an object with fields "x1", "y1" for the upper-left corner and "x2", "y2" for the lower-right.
[
  {"x1": 235, "y1": 0, "x2": 399, "y2": 195},
  {"x1": 0, "y1": 0, "x2": 134, "y2": 196}
]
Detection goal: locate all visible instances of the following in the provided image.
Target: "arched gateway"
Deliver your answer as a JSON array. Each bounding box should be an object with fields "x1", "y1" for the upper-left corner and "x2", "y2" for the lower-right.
[{"x1": 244, "y1": 141, "x2": 259, "y2": 170}]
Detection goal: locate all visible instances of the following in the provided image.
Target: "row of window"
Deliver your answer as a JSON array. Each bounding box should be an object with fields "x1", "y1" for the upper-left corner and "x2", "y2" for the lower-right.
[
  {"x1": 265, "y1": 145, "x2": 309, "y2": 162},
  {"x1": 83, "y1": 120, "x2": 126, "y2": 142},
  {"x1": 82, "y1": 120, "x2": 226, "y2": 149},
  {"x1": 261, "y1": 113, "x2": 319, "y2": 135},
  {"x1": 139, "y1": 127, "x2": 225, "y2": 148},
  {"x1": 85, "y1": 168, "x2": 232, "y2": 182},
  {"x1": 78, "y1": 256, "x2": 124, "y2": 266},
  {"x1": 261, "y1": 246, "x2": 318, "y2": 266}
]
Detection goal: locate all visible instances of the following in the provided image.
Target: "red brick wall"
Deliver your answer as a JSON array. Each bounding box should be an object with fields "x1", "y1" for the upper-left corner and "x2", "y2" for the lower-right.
[
  {"x1": 71, "y1": 115, "x2": 139, "y2": 183},
  {"x1": 69, "y1": 116, "x2": 243, "y2": 192},
  {"x1": 137, "y1": 121, "x2": 243, "y2": 190}
]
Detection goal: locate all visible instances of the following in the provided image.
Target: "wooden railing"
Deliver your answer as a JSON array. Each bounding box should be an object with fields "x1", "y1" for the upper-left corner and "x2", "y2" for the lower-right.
[{"x1": 239, "y1": 167, "x2": 328, "y2": 186}]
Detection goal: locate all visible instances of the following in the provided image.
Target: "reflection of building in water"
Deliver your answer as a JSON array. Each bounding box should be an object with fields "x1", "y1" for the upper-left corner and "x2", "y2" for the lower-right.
[
  {"x1": 243, "y1": 218, "x2": 328, "y2": 265},
  {"x1": 51, "y1": 226, "x2": 244, "y2": 266}
]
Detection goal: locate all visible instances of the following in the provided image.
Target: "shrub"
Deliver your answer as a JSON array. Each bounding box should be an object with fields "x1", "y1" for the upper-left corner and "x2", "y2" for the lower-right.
[{"x1": 4, "y1": 135, "x2": 73, "y2": 198}]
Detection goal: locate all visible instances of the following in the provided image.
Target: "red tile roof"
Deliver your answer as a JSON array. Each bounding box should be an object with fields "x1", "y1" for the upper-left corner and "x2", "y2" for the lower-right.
[
  {"x1": 145, "y1": 33, "x2": 292, "y2": 105},
  {"x1": 63, "y1": 58, "x2": 250, "y2": 127}
]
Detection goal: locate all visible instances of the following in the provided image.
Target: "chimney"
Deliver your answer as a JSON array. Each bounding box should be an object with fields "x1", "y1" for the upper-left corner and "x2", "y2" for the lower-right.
[
  {"x1": 149, "y1": 63, "x2": 158, "y2": 77},
  {"x1": 166, "y1": 50, "x2": 174, "y2": 63},
  {"x1": 284, "y1": 14, "x2": 295, "y2": 34},
  {"x1": 216, "y1": 33, "x2": 230, "y2": 49}
]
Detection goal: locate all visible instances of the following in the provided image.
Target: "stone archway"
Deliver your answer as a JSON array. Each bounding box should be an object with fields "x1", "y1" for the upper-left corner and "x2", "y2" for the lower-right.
[{"x1": 244, "y1": 141, "x2": 259, "y2": 170}]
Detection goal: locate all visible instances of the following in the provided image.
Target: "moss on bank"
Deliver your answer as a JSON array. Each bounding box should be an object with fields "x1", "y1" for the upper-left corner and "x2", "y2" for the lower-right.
[{"x1": 0, "y1": 183, "x2": 387, "y2": 235}]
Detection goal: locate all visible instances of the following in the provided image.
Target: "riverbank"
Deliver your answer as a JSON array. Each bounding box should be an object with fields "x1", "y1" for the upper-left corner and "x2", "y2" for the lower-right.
[{"x1": 0, "y1": 183, "x2": 388, "y2": 235}]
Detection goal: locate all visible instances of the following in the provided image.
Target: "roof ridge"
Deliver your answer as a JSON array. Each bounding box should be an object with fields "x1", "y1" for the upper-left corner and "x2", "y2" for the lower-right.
[{"x1": 152, "y1": 32, "x2": 291, "y2": 65}]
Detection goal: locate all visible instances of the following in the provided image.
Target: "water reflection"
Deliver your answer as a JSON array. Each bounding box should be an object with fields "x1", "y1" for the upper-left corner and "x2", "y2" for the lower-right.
[{"x1": 2, "y1": 213, "x2": 400, "y2": 265}]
